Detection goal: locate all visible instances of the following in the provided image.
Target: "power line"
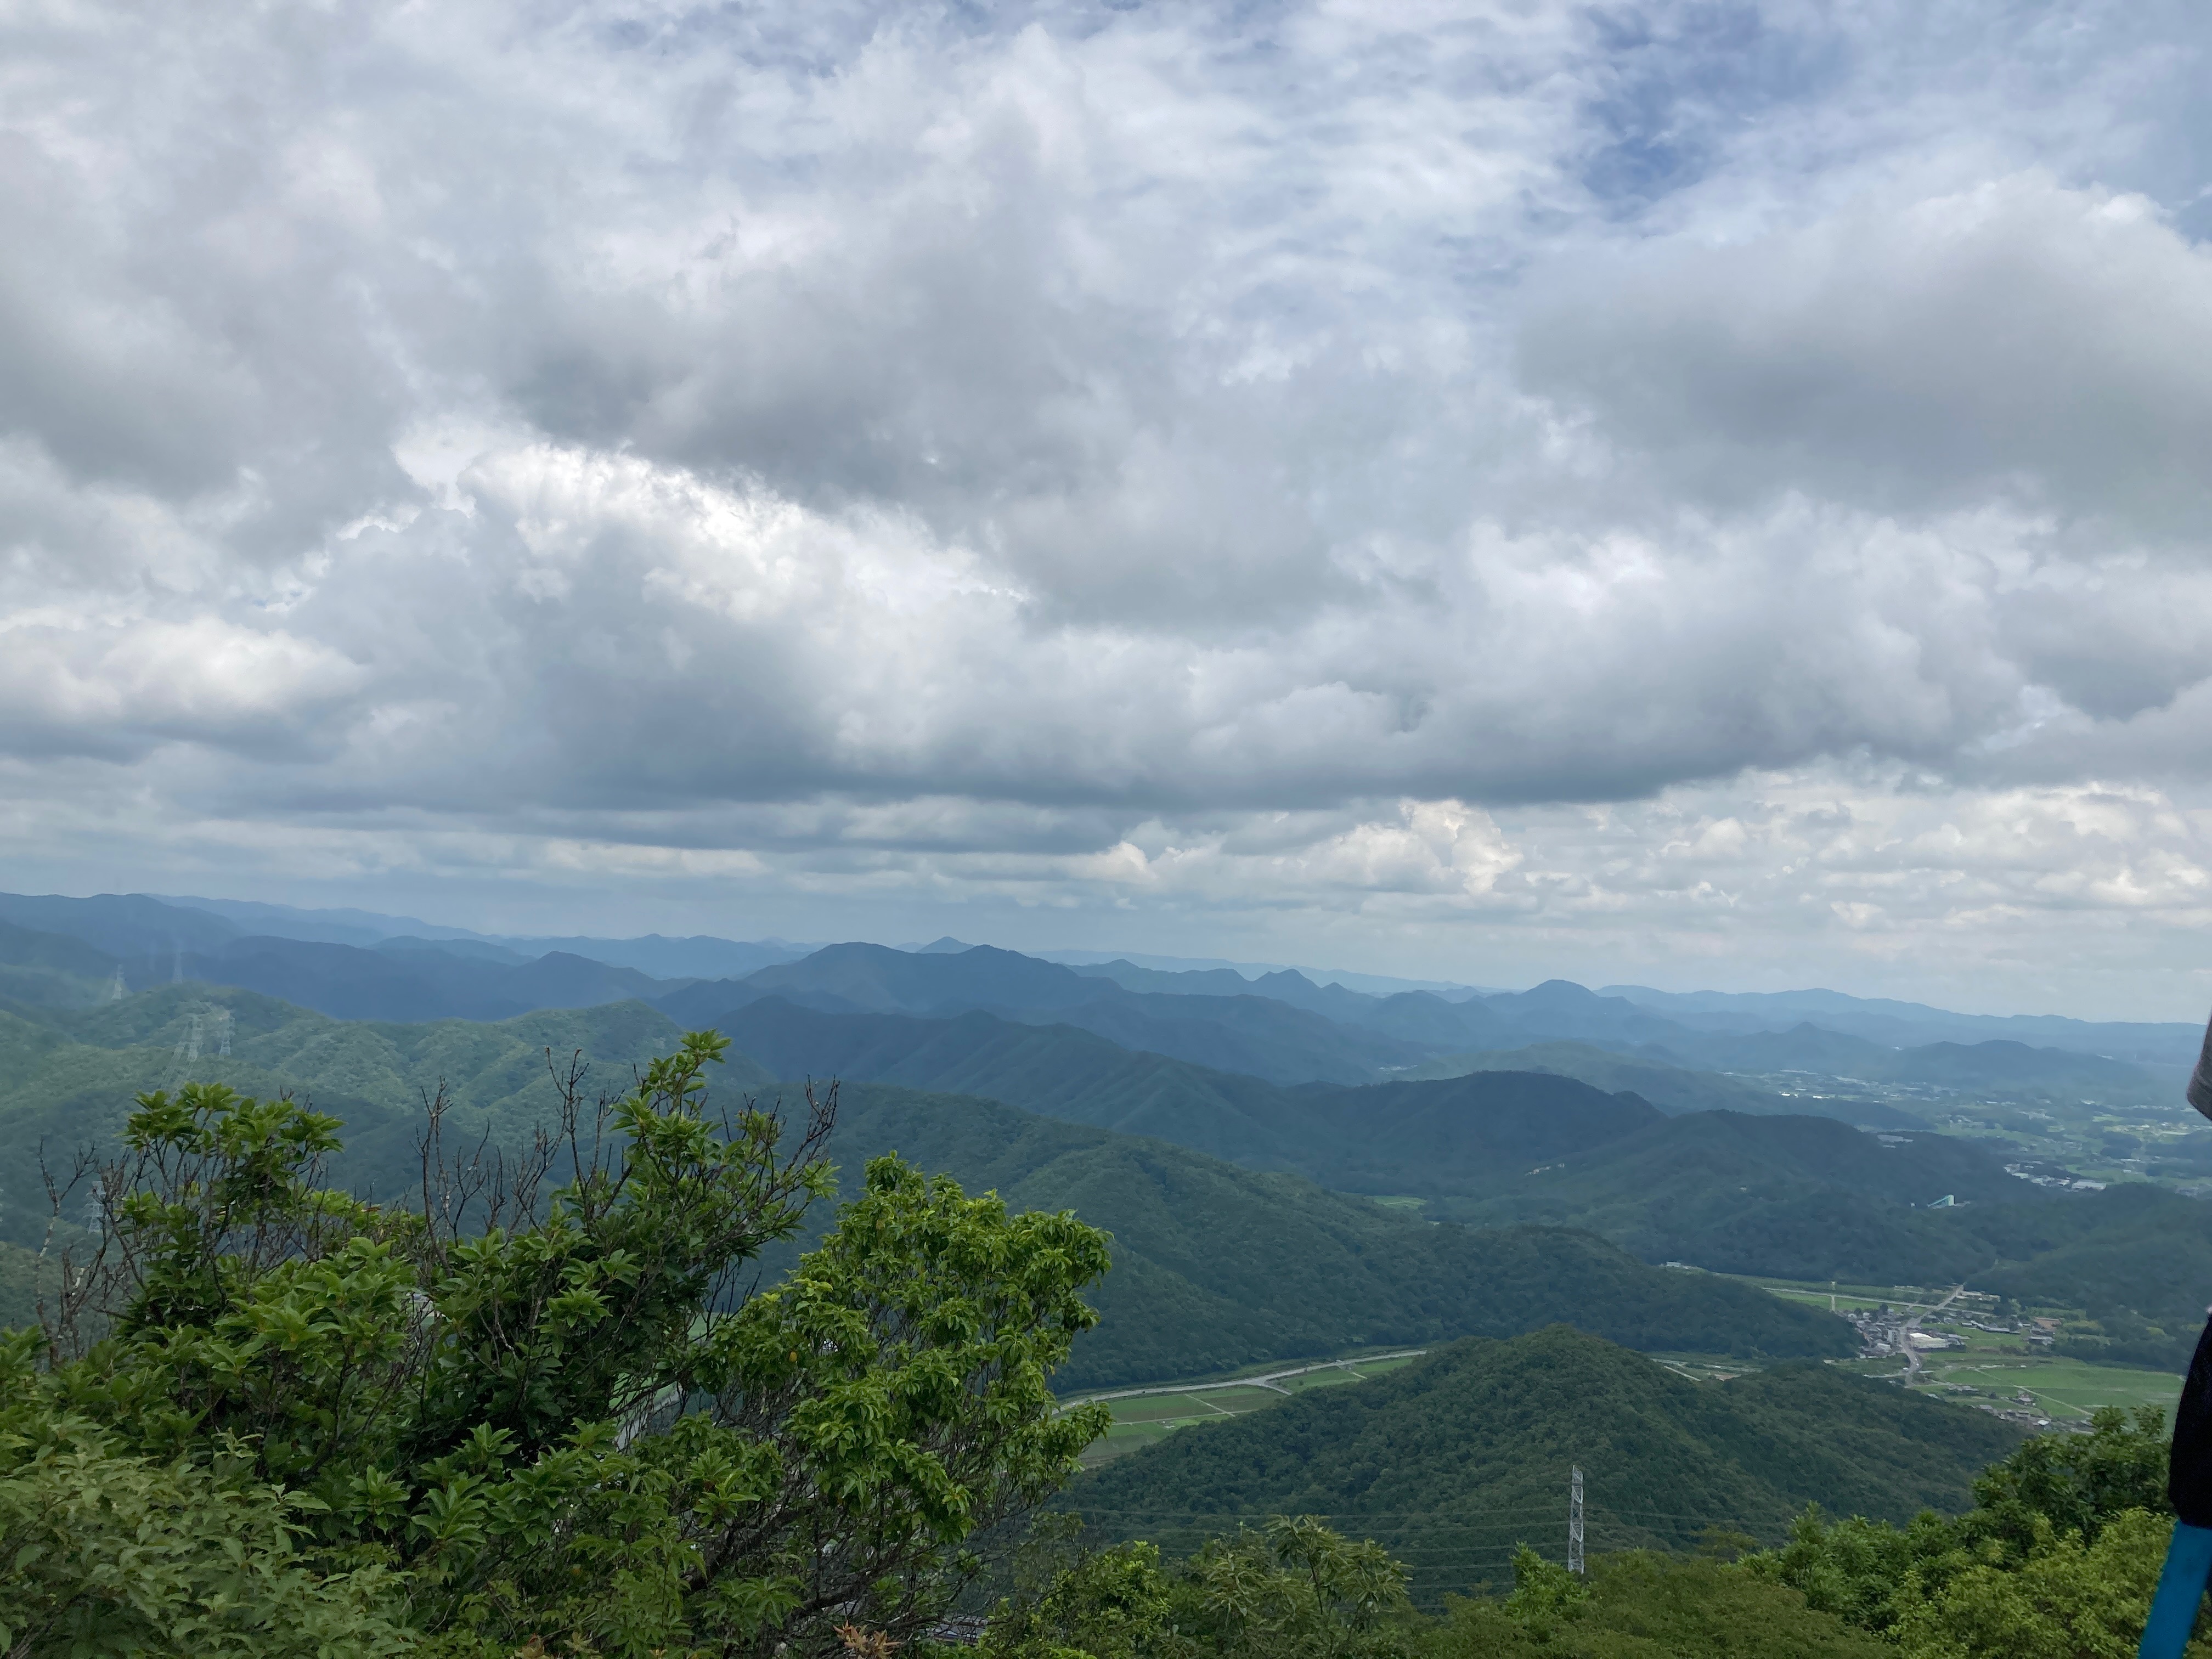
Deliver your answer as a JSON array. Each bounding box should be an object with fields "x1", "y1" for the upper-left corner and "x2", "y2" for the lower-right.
[
  {"x1": 1064, "y1": 1508, "x2": 1773, "y2": 1526},
  {"x1": 1066, "y1": 1513, "x2": 1575, "y2": 1531}
]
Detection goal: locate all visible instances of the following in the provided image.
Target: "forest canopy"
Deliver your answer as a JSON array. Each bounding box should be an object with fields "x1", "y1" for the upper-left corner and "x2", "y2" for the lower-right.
[
  {"x1": 2, "y1": 1034, "x2": 1111, "y2": 1657},
  {"x1": 2, "y1": 1031, "x2": 2207, "y2": 1659}
]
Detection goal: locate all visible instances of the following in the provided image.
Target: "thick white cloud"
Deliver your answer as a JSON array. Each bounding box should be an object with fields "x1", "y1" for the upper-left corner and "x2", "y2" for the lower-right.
[{"x1": 3, "y1": 1, "x2": 2212, "y2": 1011}]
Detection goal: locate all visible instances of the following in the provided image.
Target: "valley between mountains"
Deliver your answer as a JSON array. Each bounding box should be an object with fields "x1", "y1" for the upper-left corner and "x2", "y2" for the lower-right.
[{"x1": 2, "y1": 889, "x2": 2207, "y2": 1575}]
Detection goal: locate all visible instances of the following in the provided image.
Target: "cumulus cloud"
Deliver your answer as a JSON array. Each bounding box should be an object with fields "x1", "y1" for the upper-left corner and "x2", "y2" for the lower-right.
[
  {"x1": 3, "y1": 0, "x2": 2211, "y2": 1007},
  {"x1": 1518, "y1": 173, "x2": 2212, "y2": 531}
]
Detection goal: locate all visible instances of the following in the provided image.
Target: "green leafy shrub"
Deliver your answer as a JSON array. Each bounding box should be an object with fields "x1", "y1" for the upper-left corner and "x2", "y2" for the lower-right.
[
  {"x1": 1745, "y1": 1404, "x2": 2212, "y2": 1657},
  {"x1": 1892, "y1": 1507, "x2": 2207, "y2": 1659},
  {"x1": 11, "y1": 1031, "x2": 1113, "y2": 1656},
  {"x1": 982, "y1": 1515, "x2": 1413, "y2": 1659},
  {"x1": 0, "y1": 1376, "x2": 410, "y2": 1658},
  {"x1": 1418, "y1": 1547, "x2": 1884, "y2": 1657}
]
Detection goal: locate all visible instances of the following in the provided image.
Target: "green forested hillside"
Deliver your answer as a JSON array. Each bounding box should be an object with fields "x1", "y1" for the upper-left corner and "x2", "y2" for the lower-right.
[
  {"x1": 0, "y1": 890, "x2": 239, "y2": 959},
  {"x1": 712, "y1": 1000, "x2": 1314, "y2": 1165},
  {"x1": 1307, "y1": 1073, "x2": 1663, "y2": 1194},
  {"x1": 3, "y1": 985, "x2": 716, "y2": 1121},
  {"x1": 0, "y1": 1238, "x2": 54, "y2": 1330},
  {"x1": 15, "y1": 980, "x2": 2199, "y2": 1380},
  {"x1": 1392, "y1": 1040, "x2": 1918, "y2": 1127},
  {"x1": 673, "y1": 941, "x2": 1436, "y2": 1084},
  {"x1": 0, "y1": 902, "x2": 695, "y2": 1023},
  {"x1": 1032, "y1": 988, "x2": 1425, "y2": 1084},
  {"x1": 1431, "y1": 1111, "x2": 2047, "y2": 1256},
  {"x1": 763, "y1": 1084, "x2": 1858, "y2": 1388},
  {"x1": 1065, "y1": 1325, "x2": 2023, "y2": 1601},
  {"x1": 10, "y1": 983, "x2": 2168, "y2": 1360},
  {"x1": 0, "y1": 986, "x2": 1854, "y2": 1388},
  {"x1": 0, "y1": 943, "x2": 109, "y2": 985},
  {"x1": 0, "y1": 917, "x2": 117, "y2": 1011},
  {"x1": 0, "y1": 1007, "x2": 2182, "y2": 1659},
  {"x1": 1967, "y1": 1183, "x2": 2212, "y2": 1367},
  {"x1": 702, "y1": 999, "x2": 1666, "y2": 1186},
  {"x1": 1431, "y1": 1114, "x2": 2212, "y2": 1368},
  {"x1": 0, "y1": 989, "x2": 726, "y2": 1243}
]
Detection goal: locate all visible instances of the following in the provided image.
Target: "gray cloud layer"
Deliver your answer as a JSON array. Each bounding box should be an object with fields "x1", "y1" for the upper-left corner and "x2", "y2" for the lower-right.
[{"x1": 4, "y1": 1, "x2": 2212, "y2": 1011}]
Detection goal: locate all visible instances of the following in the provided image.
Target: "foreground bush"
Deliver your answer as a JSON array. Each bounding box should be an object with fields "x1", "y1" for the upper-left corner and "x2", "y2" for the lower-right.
[
  {"x1": 5, "y1": 1033, "x2": 1113, "y2": 1657},
  {"x1": 0, "y1": 1399, "x2": 410, "y2": 1658},
  {"x1": 982, "y1": 1514, "x2": 1416, "y2": 1659},
  {"x1": 1745, "y1": 1404, "x2": 2211, "y2": 1656},
  {"x1": 1892, "y1": 1507, "x2": 2192, "y2": 1659},
  {"x1": 1423, "y1": 1548, "x2": 1885, "y2": 1657},
  {"x1": 981, "y1": 1524, "x2": 1885, "y2": 1659}
]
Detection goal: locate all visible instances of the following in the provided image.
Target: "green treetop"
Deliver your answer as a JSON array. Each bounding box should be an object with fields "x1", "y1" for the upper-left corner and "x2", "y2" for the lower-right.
[{"x1": 4, "y1": 1032, "x2": 1113, "y2": 1657}]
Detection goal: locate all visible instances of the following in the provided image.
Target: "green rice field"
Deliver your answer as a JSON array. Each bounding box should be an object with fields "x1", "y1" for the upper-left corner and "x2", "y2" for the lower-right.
[{"x1": 1726, "y1": 1271, "x2": 2186, "y2": 1425}]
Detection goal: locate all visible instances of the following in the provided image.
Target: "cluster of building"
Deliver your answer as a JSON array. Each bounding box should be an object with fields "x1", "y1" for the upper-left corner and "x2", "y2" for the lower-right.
[
  {"x1": 1841, "y1": 1306, "x2": 2056, "y2": 1356},
  {"x1": 1839, "y1": 1306, "x2": 2069, "y2": 1429}
]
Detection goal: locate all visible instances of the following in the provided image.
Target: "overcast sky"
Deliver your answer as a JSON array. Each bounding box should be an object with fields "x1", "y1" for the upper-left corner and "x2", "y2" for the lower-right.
[{"x1": 5, "y1": 1, "x2": 2212, "y2": 1017}]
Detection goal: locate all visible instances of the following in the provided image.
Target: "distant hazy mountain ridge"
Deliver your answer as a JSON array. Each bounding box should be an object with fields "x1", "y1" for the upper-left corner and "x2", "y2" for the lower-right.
[{"x1": 1, "y1": 889, "x2": 2192, "y2": 1093}]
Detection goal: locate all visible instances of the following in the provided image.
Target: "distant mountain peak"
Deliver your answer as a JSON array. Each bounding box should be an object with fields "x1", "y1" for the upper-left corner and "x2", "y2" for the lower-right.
[{"x1": 1511, "y1": 979, "x2": 1614, "y2": 1006}]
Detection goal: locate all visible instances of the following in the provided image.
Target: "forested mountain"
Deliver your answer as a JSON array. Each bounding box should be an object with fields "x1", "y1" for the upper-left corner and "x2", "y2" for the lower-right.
[
  {"x1": 0, "y1": 984, "x2": 1853, "y2": 1386},
  {"x1": 1605, "y1": 982, "x2": 2207, "y2": 1066},
  {"x1": 1423, "y1": 1114, "x2": 2212, "y2": 1367},
  {"x1": 664, "y1": 942, "x2": 1435, "y2": 1084},
  {"x1": 690, "y1": 997, "x2": 1668, "y2": 1183},
  {"x1": 0, "y1": 891, "x2": 240, "y2": 958},
  {"x1": 8, "y1": 971, "x2": 2199, "y2": 1365},
  {"x1": 1068, "y1": 958, "x2": 1512, "y2": 1048},
  {"x1": 1065, "y1": 1325, "x2": 2023, "y2": 1601},
  {"x1": 0, "y1": 1010, "x2": 2162, "y2": 1659},
  {"x1": 1293, "y1": 1073, "x2": 1665, "y2": 1193},
  {"x1": 799, "y1": 1085, "x2": 1855, "y2": 1387},
  {"x1": 1962, "y1": 1183, "x2": 2212, "y2": 1367},
  {"x1": 721, "y1": 994, "x2": 2211, "y2": 1360},
  {"x1": 1430, "y1": 1111, "x2": 2058, "y2": 1283},
  {"x1": 731, "y1": 940, "x2": 1118, "y2": 1014},
  {"x1": 669, "y1": 945, "x2": 2177, "y2": 1101},
  {"x1": 0, "y1": 918, "x2": 120, "y2": 1009},
  {"x1": 1643, "y1": 1023, "x2": 2164, "y2": 1099},
  {"x1": 0, "y1": 918, "x2": 114, "y2": 981},
  {"x1": 0, "y1": 990, "x2": 718, "y2": 1249},
  {"x1": 4, "y1": 893, "x2": 2206, "y2": 1380},
  {"x1": 704, "y1": 999, "x2": 1307, "y2": 1164},
  {"x1": 184, "y1": 937, "x2": 676, "y2": 1022},
  {"x1": 0, "y1": 903, "x2": 687, "y2": 1023},
  {"x1": 647, "y1": 997, "x2": 2068, "y2": 1238},
  {"x1": 1392, "y1": 1039, "x2": 1920, "y2": 1127},
  {"x1": 1023, "y1": 986, "x2": 1422, "y2": 1084},
  {"x1": 494, "y1": 934, "x2": 808, "y2": 979},
  {"x1": 0, "y1": 890, "x2": 2183, "y2": 1106},
  {"x1": 8, "y1": 890, "x2": 816, "y2": 981},
  {"x1": 1448, "y1": 1108, "x2": 2040, "y2": 1215}
]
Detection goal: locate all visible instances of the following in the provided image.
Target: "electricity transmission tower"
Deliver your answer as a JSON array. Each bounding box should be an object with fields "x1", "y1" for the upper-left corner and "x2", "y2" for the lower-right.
[{"x1": 1568, "y1": 1466, "x2": 1585, "y2": 1575}]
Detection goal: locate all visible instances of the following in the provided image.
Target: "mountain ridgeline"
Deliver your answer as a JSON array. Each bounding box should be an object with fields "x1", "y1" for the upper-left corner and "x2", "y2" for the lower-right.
[
  {"x1": 0, "y1": 989, "x2": 1852, "y2": 1385},
  {"x1": 3, "y1": 889, "x2": 2209, "y2": 1370},
  {"x1": 1, "y1": 890, "x2": 2192, "y2": 1101}
]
